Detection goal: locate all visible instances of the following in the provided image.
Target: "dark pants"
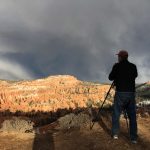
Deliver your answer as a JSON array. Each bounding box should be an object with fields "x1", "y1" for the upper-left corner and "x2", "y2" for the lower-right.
[{"x1": 112, "y1": 92, "x2": 138, "y2": 140}]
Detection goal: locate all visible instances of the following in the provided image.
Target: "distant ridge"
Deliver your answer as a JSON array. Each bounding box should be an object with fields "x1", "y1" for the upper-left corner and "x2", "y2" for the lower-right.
[{"x1": 0, "y1": 75, "x2": 114, "y2": 113}]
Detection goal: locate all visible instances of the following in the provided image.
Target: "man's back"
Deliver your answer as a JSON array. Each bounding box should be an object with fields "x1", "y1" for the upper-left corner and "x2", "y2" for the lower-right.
[{"x1": 109, "y1": 60, "x2": 138, "y2": 92}]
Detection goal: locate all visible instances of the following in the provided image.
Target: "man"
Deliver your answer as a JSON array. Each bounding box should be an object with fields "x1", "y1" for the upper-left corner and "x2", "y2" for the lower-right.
[{"x1": 109, "y1": 50, "x2": 138, "y2": 144}]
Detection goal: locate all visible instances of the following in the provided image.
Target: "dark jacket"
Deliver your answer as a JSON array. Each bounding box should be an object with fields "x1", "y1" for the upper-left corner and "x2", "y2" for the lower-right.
[{"x1": 109, "y1": 60, "x2": 138, "y2": 92}]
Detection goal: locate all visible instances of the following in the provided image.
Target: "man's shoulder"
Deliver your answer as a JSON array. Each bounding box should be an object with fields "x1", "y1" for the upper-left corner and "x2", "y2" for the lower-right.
[
  {"x1": 128, "y1": 61, "x2": 137, "y2": 68},
  {"x1": 113, "y1": 63, "x2": 119, "y2": 67},
  {"x1": 112, "y1": 63, "x2": 120, "y2": 70}
]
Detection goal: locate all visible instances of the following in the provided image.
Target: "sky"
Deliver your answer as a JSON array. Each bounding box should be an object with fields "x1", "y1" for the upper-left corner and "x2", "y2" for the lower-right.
[{"x1": 0, "y1": 0, "x2": 150, "y2": 83}]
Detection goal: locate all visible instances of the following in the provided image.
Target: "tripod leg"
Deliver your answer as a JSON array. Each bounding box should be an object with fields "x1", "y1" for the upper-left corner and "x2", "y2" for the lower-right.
[
  {"x1": 123, "y1": 110, "x2": 130, "y2": 135},
  {"x1": 90, "y1": 82, "x2": 114, "y2": 130}
]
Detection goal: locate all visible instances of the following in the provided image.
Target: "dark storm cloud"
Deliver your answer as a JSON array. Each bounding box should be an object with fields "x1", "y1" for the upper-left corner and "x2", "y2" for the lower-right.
[{"x1": 0, "y1": 0, "x2": 150, "y2": 82}]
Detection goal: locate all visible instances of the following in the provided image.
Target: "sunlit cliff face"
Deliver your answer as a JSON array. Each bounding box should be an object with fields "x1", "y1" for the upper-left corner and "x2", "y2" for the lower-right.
[{"x1": 0, "y1": 75, "x2": 114, "y2": 112}]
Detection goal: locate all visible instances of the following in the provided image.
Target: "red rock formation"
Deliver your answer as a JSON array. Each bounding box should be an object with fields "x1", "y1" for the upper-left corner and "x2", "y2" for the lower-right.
[
  {"x1": 147, "y1": 81, "x2": 150, "y2": 85},
  {"x1": 0, "y1": 75, "x2": 114, "y2": 112}
]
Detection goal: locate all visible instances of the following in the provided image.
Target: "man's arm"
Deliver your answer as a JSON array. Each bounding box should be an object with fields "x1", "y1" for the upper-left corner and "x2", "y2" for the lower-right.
[
  {"x1": 134, "y1": 65, "x2": 138, "y2": 78},
  {"x1": 108, "y1": 63, "x2": 118, "y2": 81}
]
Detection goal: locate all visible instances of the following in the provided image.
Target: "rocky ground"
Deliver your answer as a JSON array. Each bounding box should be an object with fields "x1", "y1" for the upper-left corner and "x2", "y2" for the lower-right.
[{"x1": 0, "y1": 112, "x2": 150, "y2": 150}]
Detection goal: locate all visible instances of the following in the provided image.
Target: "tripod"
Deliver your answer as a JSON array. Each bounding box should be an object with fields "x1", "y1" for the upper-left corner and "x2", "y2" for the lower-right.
[{"x1": 90, "y1": 82, "x2": 114, "y2": 130}]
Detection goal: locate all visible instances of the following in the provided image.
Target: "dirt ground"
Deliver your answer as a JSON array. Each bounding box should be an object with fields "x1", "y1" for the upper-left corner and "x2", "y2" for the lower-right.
[{"x1": 0, "y1": 115, "x2": 150, "y2": 150}]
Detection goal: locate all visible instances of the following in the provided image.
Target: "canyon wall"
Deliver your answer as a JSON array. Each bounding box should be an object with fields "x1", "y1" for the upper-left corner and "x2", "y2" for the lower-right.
[{"x1": 0, "y1": 75, "x2": 114, "y2": 112}]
